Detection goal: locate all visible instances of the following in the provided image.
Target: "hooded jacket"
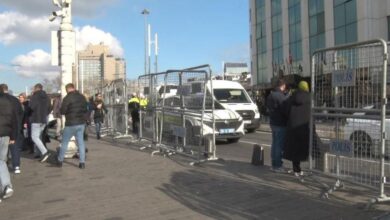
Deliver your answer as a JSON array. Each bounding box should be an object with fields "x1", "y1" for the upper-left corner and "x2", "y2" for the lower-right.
[
  {"x1": 29, "y1": 90, "x2": 51, "y2": 124},
  {"x1": 0, "y1": 93, "x2": 18, "y2": 140}
]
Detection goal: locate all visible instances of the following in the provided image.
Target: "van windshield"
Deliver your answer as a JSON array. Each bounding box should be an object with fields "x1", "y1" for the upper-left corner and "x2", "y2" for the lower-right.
[{"x1": 214, "y1": 89, "x2": 251, "y2": 103}]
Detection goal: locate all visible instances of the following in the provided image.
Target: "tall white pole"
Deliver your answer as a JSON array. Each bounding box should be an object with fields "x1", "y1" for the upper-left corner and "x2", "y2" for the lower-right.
[
  {"x1": 154, "y1": 33, "x2": 158, "y2": 73},
  {"x1": 148, "y1": 24, "x2": 151, "y2": 75},
  {"x1": 142, "y1": 9, "x2": 149, "y2": 76}
]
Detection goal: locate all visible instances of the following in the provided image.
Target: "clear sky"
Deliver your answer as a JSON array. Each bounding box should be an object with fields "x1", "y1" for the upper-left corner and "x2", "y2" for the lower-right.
[{"x1": 0, "y1": 0, "x2": 249, "y2": 94}]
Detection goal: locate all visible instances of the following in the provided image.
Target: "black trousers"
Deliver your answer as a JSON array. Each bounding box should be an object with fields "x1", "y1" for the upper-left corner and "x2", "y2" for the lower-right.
[{"x1": 292, "y1": 160, "x2": 301, "y2": 173}]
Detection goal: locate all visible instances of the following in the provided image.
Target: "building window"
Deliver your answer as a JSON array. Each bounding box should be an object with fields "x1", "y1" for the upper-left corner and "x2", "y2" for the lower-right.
[
  {"x1": 388, "y1": 16, "x2": 390, "y2": 41},
  {"x1": 308, "y1": 0, "x2": 325, "y2": 56},
  {"x1": 288, "y1": 0, "x2": 302, "y2": 62},
  {"x1": 272, "y1": 0, "x2": 283, "y2": 66},
  {"x1": 334, "y1": 0, "x2": 357, "y2": 45},
  {"x1": 256, "y1": 0, "x2": 267, "y2": 84}
]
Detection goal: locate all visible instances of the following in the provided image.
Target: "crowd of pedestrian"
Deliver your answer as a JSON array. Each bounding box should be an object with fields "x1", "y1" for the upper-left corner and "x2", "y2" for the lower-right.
[
  {"x1": 0, "y1": 82, "x2": 107, "y2": 203},
  {"x1": 0, "y1": 76, "x2": 312, "y2": 203}
]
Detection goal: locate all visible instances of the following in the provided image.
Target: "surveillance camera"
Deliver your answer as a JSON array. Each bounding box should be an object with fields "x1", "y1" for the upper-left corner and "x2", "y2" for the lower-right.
[
  {"x1": 63, "y1": 0, "x2": 72, "y2": 6},
  {"x1": 52, "y1": 0, "x2": 61, "y2": 8},
  {"x1": 53, "y1": 10, "x2": 63, "y2": 17},
  {"x1": 49, "y1": 14, "x2": 56, "y2": 22}
]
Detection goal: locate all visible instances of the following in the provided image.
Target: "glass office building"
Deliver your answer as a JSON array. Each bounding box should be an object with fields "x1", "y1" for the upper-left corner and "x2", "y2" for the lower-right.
[{"x1": 250, "y1": 0, "x2": 388, "y2": 87}]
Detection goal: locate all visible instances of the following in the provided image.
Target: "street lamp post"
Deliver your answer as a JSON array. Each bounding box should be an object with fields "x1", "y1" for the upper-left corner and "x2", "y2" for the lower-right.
[
  {"x1": 141, "y1": 9, "x2": 150, "y2": 75},
  {"x1": 49, "y1": 0, "x2": 75, "y2": 99},
  {"x1": 50, "y1": 0, "x2": 77, "y2": 158}
]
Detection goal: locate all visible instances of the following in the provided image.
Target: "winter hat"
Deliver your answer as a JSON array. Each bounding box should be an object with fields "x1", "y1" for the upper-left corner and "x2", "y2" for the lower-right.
[{"x1": 298, "y1": 81, "x2": 309, "y2": 92}]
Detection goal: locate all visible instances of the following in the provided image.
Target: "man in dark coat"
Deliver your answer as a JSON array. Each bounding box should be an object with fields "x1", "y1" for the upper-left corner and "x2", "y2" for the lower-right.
[
  {"x1": 0, "y1": 89, "x2": 18, "y2": 200},
  {"x1": 57, "y1": 83, "x2": 88, "y2": 169},
  {"x1": 93, "y1": 93, "x2": 107, "y2": 140},
  {"x1": 283, "y1": 81, "x2": 311, "y2": 177},
  {"x1": 19, "y1": 93, "x2": 33, "y2": 153},
  {"x1": 29, "y1": 83, "x2": 51, "y2": 163},
  {"x1": 0, "y1": 84, "x2": 23, "y2": 174},
  {"x1": 266, "y1": 78, "x2": 288, "y2": 172}
]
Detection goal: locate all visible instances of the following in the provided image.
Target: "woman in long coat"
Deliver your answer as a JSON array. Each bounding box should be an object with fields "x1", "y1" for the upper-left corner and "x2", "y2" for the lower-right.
[{"x1": 283, "y1": 81, "x2": 311, "y2": 176}]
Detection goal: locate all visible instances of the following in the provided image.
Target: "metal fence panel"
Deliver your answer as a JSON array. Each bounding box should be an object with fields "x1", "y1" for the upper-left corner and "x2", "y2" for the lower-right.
[
  {"x1": 100, "y1": 79, "x2": 131, "y2": 139},
  {"x1": 310, "y1": 39, "x2": 389, "y2": 204},
  {"x1": 138, "y1": 65, "x2": 217, "y2": 163}
]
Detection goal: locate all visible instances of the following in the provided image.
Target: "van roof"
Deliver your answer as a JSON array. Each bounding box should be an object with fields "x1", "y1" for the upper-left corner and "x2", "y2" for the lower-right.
[{"x1": 209, "y1": 80, "x2": 244, "y2": 89}]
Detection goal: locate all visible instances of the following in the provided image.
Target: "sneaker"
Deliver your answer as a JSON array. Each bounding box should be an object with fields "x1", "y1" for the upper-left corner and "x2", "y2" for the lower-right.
[
  {"x1": 55, "y1": 158, "x2": 63, "y2": 168},
  {"x1": 39, "y1": 152, "x2": 51, "y2": 163},
  {"x1": 3, "y1": 186, "x2": 14, "y2": 199},
  {"x1": 14, "y1": 167, "x2": 21, "y2": 174},
  {"x1": 79, "y1": 163, "x2": 85, "y2": 169}
]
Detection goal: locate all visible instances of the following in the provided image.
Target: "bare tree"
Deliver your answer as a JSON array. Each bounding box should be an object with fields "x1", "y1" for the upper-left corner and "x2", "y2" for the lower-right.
[{"x1": 41, "y1": 74, "x2": 61, "y2": 93}]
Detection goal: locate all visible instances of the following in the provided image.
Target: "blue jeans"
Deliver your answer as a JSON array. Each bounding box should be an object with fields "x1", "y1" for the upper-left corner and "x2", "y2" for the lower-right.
[
  {"x1": 31, "y1": 123, "x2": 48, "y2": 156},
  {"x1": 270, "y1": 125, "x2": 286, "y2": 168},
  {"x1": 95, "y1": 121, "x2": 101, "y2": 137},
  {"x1": 9, "y1": 132, "x2": 23, "y2": 168},
  {"x1": 58, "y1": 124, "x2": 86, "y2": 163},
  {"x1": 0, "y1": 136, "x2": 12, "y2": 191}
]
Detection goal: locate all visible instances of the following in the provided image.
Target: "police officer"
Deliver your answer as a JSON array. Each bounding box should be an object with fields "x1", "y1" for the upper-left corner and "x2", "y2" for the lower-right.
[{"x1": 128, "y1": 93, "x2": 140, "y2": 135}]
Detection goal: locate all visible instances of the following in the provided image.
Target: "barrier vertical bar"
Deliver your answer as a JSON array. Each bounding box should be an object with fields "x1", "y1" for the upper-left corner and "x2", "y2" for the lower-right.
[
  {"x1": 379, "y1": 40, "x2": 388, "y2": 199},
  {"x1": 138, "y1": 77, "x2": 143, "y2": 140}
]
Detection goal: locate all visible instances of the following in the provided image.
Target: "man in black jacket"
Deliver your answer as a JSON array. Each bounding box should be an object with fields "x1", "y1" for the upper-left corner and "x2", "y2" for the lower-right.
[
  {"x1": 0, "y1": 90, "x2": 18, "y2": 200},
  {"x1": 57, "y1": 83, "x2": 88, "y2": 169},
  {"x1": 266, "y1": 78, "x2": 288, "y2": 172},
  {"x1": 29, "y1": 83, "x2": 51, "y2": 162},
  {"x1": 0, "y1": 84, "x2": 23, "y2": 174}
]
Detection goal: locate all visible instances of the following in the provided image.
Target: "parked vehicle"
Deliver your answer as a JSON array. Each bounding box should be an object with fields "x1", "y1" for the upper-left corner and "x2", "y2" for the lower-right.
[
  {"x1": 211, "y1": 80, "x2": 260, "y2": 133},
  {"x1": 343, "y1": 103, "x2": 390, "y2": 159},
  {"x1": 158, "y1": 95, "x2": 245, "y2": 144}
]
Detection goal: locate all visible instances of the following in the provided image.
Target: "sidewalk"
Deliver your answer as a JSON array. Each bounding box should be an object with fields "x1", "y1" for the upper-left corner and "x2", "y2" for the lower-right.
[{"x1": 1, "y1": 137, "x2": 389, "y2": 220}]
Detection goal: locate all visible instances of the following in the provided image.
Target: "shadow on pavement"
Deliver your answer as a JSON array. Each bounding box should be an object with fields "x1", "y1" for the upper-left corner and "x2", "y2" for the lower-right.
[{"x1": 157, "y1": 160, "x2": 387, "y2": 220}]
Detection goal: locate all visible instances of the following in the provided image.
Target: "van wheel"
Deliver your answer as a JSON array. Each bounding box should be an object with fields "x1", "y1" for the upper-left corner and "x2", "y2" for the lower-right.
[
  {"x1": 350, "y1": 131, "x2": 372, "y2": 157},
  {"x1": 227, "y1": 138, "x2": 240, "y2": 143},
  {"x1": 246, "y1": 128, "x2": 256, "y2": 133}
]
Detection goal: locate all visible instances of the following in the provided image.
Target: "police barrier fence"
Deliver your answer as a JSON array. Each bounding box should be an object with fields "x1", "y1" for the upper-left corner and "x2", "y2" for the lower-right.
[
  {"x1": 310, "y1": 39, "x2": 390, "y2": 207},
  {"x1": 138, "y1": 65, "x2": 218, "y2": 163},
  {"x1": 99, "y1": 79, "x2": 132, "y2": 139}
]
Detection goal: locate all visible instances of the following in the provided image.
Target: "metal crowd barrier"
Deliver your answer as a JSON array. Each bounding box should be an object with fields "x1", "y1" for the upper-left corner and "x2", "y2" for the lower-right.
[
  {"x1": 99, "y1": 79, "x2": 133, "y2": 139},
  {"x1": 309, "y1": 39, "x2": 390, "y2": 208},
  {"x1": 138, "y1": 65, "x2": 218, "y2": 164}
]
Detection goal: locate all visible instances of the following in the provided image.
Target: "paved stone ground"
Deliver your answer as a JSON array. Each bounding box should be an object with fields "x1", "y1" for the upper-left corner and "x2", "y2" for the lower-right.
[{"x1": 1, "y1": 136, "x2": 389, "y2": 220}]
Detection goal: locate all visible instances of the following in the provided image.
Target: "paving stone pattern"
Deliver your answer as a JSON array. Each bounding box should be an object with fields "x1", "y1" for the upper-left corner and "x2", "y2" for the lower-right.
[{"x1": 1, "y1": 137, "x2": 389, "y2": 220}]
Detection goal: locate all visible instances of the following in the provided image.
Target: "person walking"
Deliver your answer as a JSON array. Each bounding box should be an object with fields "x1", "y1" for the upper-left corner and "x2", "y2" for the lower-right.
[
  {"x1": 19, "y1": 93, "x2": 33, "y2": 153},
  {"x1": 0, "y1": 84, "x2": 23, "y2": 174},
  {"x1": 52, "y1": 94, "x2": 62, "y2": 140},
  {"x1": 93, "y1": 93, "x2": 107, "y2": 140},
  {"x1": 57, "y1": 83, "x2": 88, "y2": 169},
  {"x1": 29, "y1": 83, "x2": 51, "y2": 162},
  {"x1": 266, "y1": 78, "x2": 288, "y2": 172},
  {"x1": 283, "y1": 81, "x2": 311, "y2": 177},
  {"x1": 0, "y1": 89, "x2": 18, "y2": 200},
  {"x1": 128, "y1": 93, "x2": 140, "y2": 135}
]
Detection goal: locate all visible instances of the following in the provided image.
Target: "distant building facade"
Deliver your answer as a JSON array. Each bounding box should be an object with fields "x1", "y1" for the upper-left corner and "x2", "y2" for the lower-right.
[
  {"x1": 223, "y1": 62, "x2": 249, "y2": 81},
  {"x1": 250, "y1": 0, "x2": 390, "y2": 88},
  {"x1": 76, "y1": 43, "x2": 126, "y2": 94}
]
